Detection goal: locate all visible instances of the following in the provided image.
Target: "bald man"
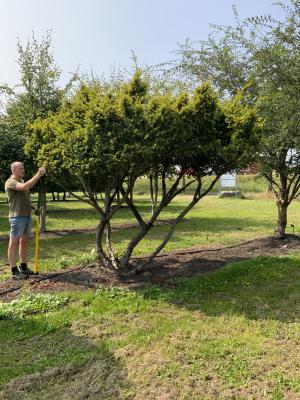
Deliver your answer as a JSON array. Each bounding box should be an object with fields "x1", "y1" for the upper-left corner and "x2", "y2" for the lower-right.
[{"x1": 5, "y1": 162, "x2": 46, "y2": 280}]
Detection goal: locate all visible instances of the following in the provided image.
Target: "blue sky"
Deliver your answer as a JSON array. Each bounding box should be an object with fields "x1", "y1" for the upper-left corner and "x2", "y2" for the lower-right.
[{"x1": 1, "y1": 0, "x2": 285, "y2": 86}]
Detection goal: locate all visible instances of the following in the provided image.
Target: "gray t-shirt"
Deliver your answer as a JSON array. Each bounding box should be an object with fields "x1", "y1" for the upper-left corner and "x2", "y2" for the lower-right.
[{"x1": 5, "y1": 176, "x2": 32, "y2": 217}]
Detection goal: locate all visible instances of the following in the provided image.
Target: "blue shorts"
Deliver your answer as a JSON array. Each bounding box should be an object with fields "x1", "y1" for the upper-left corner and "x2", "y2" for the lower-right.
[{"x1": 9, "y1": 216, "x2": 32, "y2": 238}]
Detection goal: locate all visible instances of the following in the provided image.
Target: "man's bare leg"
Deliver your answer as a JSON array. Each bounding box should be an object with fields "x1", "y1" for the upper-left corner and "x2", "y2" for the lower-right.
[
  {"x1": 8, "y1": 236, "x2": 28, "y2": 279},
  {"x1": 8, "y1": 236, "x2": 20, "y2": 268},
  {"x1": 19, "y1": 236, "x2": 30, "y2": 264},
  {"x1": 19, "y1": 236, "x2": 34, "y2": 275}
]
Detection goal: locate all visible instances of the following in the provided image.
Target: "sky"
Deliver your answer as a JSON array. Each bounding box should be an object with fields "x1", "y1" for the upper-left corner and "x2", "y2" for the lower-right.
[{"x1": 0, "y1": 0, "x2": 285, "y2": 87}]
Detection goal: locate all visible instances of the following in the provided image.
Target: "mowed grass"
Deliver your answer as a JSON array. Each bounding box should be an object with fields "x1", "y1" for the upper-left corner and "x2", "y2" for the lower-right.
[
  {"x1": 1, "y1": 255, "x2": 300, "y2": 399},
  {"x1": 1, "y1": 183, "x2": 300, "y2": 277},
  {"x1": 1, "y1": 176, "x2": 300, "y2": 398},
  {"x1": 0, "y1": 174, "x2": 268, "y2": 233}
]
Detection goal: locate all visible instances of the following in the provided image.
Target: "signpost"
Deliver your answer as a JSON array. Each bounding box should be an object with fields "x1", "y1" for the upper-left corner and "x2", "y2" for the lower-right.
[{"x1": 219, "y1": 172, "x2": 238, "y2": 197}]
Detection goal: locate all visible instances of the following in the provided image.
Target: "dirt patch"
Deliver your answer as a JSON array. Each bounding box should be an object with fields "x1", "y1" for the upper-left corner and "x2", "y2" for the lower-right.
[{"x1": 1, "y1": 235, "x2": 300, "y2": 300}]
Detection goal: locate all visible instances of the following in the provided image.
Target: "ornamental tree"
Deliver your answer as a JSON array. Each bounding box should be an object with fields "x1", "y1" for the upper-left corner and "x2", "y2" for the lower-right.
[{"x1": 32, "y1": 72, "x2": 261, "y2": 272}]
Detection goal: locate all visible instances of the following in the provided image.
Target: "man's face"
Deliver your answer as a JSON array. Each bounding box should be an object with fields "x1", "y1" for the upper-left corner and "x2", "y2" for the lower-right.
[{"x1": 13, "y1": 164, "x2": 25, "y2": 179}]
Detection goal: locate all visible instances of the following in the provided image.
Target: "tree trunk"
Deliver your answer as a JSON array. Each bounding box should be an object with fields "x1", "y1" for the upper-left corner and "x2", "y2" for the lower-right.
[
  {"x1": 119, "y1": 223, "x2": 153, "y2": 268},
  {"x1": 96, "y1": 219, "x2": 111, "y2": 268},
  {"x1": 105, "y1": 221, "x2": 118, "y2": 269},
  {"x1": 129, "y1": 188, "x2": 133, "y2": 202},
  {"x1": 95, "y1": 186, "x2": 124, "y2": 269},
  {"x1": 275, "y1": 201, "x2": 288, "y2": 239},
  {"x1": 104, "y1": 188, "x2": 118, "y2": 268},
  {"x1": 149, "y1": 174, "x2": 154, "y2": 215},
  {"x1": 116, "y1": 190, "x2": 121, "y2": 206},
  {"x1": 154, "y1": 173, "x2": 159, "y2": 209},
  {"x1": 38, "y1": 189, "x2": 47, "y2": 233},
  {"x1": 267, "y1": 170, "x2": 273, "y2": 193},
  {"x1": 149, "y1": 173, "x2": 159, "y2": 216},
  {"x1": 268, "y1": 181, "x2": 273, "y2": 193}
]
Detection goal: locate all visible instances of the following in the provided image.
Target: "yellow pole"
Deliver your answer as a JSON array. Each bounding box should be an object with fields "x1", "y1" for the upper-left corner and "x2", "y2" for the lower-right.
[{"x1": 34, "y1": 215, "x2": 40, "y2": 275}]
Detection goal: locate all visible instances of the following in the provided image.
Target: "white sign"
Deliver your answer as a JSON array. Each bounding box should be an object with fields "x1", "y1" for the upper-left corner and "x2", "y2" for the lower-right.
[{"x1": 219, "y1": 172, "x2": 236, "y2": 188}]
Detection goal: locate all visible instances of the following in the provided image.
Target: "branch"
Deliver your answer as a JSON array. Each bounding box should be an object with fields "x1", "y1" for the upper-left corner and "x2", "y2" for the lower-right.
[
  {"x1": 120, "y1": 185, "x2": 147, "y2": 229},
  {"x1": 160, "y1": 170, "x2": 185, "y2": 205},
  {"x1": 289, "y1": 176, "x2": 300, "y2": 204},
  {"x1": 262, "y1": 172, "x2": 280, "y2": 190},
  {"x1": 136, "y1": 175, "x2": 220, "y2": 273},
  {"x1": 286, "y1": 174, "x2": 297, "y2": 193},
  {"x1": 161, "y1": 168, "x2": 167, "y2": 199},
  {"x1": 58, "y1": 181, "x2": 103, "y2": 215},
  {"x1": 172, "y1": 178, "x2": 197, "y2": 199}
]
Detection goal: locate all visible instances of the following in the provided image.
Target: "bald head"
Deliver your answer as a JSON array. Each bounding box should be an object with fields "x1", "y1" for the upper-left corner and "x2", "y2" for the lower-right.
[
  {"x1": 11, "y1": 162, "x2": 25, "y2": 179},
  {"x1": 11, "y1": 162, "x2": 23, "y2": 173}
]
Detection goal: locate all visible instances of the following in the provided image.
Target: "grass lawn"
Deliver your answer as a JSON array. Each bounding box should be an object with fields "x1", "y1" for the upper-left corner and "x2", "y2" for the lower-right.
[
  {"x1": 1, "y1": 175, "x2": 300, "y2": 398},
  {"x1": 1, "y1": 184, "x2": 300, "y2": 278},
  {"x1": 1, "y1": 254, "x2": 300, "y2": 399}
]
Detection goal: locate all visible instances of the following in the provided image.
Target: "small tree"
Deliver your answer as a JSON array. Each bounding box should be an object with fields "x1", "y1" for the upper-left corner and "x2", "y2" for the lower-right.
[{"x1": 32, "y1": 72, "x2": 261, "y2": 272}]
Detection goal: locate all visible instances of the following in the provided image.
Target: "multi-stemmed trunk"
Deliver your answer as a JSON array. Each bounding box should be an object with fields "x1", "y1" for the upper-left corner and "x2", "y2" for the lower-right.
[
  {"x1": 94, "y1": 182, "x2": 135, "y2": 270},
  {"x1": 117, "y1": 174, "x2": 220, "y2": 272}
]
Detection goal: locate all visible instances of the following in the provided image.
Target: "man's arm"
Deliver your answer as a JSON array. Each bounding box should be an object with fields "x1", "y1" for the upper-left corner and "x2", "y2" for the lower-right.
[{"x1": 15, "y1": 168, "x2": 46, "y2": 191}]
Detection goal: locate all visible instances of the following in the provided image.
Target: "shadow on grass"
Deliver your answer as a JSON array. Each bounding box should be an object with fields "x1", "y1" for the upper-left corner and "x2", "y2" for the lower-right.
[
  {"x1": 0, "y1": 213, "x2": 273, "y2": 252},
  {"x1": 141, "y1": 255, "x2": 300, "y2": 323},
  {"x1": 46, "y1": 198, "x2": 187, "y2": 216},
  {"x1": 144, "y1": 216, "x2": 273, "y2": 237},
  {"x1": 0, "y1": 315, "x2": 128, "y2": 399}
]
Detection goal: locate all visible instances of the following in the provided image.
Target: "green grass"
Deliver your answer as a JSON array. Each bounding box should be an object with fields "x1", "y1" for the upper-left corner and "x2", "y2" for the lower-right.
[
  {"x1": 133, "y1": 174, "x2": 269, "y2": 195},
  {"x1": 1, "y1": 175, "x2": 300, "y2": 398},
  {"x1": 0, "y1": 174, "x2": 269, "y2": 233},
  {"x1": 1, "y1": 191, "x2": 300, "y2": 277},
  {"x1": 1, "y1": 255, "x2": 300, "y2": 398}
]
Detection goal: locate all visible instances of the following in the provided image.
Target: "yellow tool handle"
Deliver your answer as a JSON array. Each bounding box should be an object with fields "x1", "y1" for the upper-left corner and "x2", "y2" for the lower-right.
[{"x1": 34, "y1": 216, "x2": 40, "y2": 274}]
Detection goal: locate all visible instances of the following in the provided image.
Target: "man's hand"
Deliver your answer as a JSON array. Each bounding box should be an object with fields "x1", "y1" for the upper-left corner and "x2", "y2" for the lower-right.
[
  {"x1": 38, "y1": 167, "x2": 46, "y2": 177},
  {"x1": 15, "y1": 167, "x2": 47, "y2": 191}
]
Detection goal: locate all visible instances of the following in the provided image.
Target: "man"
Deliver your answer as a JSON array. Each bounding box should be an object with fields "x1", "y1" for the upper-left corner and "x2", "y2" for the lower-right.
[{"x1": 5, "y1": 162, "x2": 46, "y2": 280}]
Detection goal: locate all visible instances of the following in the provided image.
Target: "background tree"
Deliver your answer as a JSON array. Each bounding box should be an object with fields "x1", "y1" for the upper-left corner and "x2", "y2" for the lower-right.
[
  {"x1": 0, "y1": 104, "x2": 25, "y2": 187},
  {"x1": 167, "y1": 0, "x2": 300, "y2": 238},
  {"x1": 0, "y1": 32, "x2": 74, "y2": 231}
]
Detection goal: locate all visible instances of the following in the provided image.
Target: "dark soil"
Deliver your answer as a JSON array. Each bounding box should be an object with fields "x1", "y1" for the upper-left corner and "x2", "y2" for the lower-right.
[{"x1": 1, "y1": 234, "x2": 300, "y2": 300}]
